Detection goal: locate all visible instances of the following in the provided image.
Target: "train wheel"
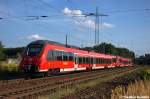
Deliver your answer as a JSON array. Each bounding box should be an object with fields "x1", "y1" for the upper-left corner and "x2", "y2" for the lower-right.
[
  {"x1": 50, "y1": 68, "x2": 60, "y2": 75},
  {"x1": 54, "y1": 68, "x2": 60, "y2": 75},
  {"x1": 47, "y1": 69, "x2": 52, "y2": 76},
  {"x1": 104, "y1": 66, "x2": 108, "y2": 69}
]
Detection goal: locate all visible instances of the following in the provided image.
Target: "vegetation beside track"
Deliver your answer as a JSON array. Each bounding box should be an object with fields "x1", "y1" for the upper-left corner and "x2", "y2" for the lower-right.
[
  {"x1": 0, "y1": 61, "x2": 20, "y2": 80},
  {"x1": 111, "y1": 67, "x2": 150, "y2": 99},
  {"x1": 37, "y1": 67, "x2": 140, "y2": 99},
  {"x1": 0, "y1": 61, "x2": 19, "y2": 72}
]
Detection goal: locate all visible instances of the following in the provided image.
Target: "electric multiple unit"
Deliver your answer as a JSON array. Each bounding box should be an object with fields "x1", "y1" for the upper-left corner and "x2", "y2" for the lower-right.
[{"x1": 19, "y1": 40, "x2": 132, "y2": 74}]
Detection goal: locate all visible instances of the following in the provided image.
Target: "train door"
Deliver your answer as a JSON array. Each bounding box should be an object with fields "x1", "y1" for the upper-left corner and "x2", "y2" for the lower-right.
[
  {"x1": 47, "y1": 50, "x2": 54, "y2": 69},
  {"x1": 89, "y1": 57, "x2": 93, "y2": 70},
  {"x1": 74, "y1": 54, "x2": 78, "y2": 70}
]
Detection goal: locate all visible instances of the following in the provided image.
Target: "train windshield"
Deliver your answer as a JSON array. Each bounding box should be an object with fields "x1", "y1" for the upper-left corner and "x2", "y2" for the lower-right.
[{"x1": 26, "y1": 44, "x2": 43, "y2": 56}]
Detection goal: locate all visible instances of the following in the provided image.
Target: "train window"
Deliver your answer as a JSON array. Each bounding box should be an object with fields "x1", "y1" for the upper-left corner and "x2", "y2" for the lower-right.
[
  {"x1": 57, "y1": 51, "x2": 63, "y2": 61},
  {"x1": 86, "y1": 57, "x2": 88, "y2": 64},
  {"x1": 91, "y1": 58, "x2": 93, "y2": 64},
  {"x1": 47, "y1": 50, "x2": 53, "y2": 60},
  {"x1": 96, "y1": 58, "x2": 98, "y2": 64},
  {"x1": 82, "y1": 57, "x2": 84, "y2": 64},
  {"x1": 112, "y1": 58, "x2": 116, "y2": 62},
  {"x1": 110, "y1": 59, "x2": 112, "y2": 64},
  {"x1": 95, "y1": 58, "x2": 97, "y2": 64},
  {"x1": 68, "y1": 52, "x2": 74, "y2": 61},
  {"x1": 105, "y1": 59, "x2": 107, "y2": 64},
  {"x1": 100, "y1": 59, "x2": 104, "y2": 64},
  {"x1": 52, "y1": 51, "x2": 57, "y2": 60},
  {"x1": 97, "y1": 58, "x2": 99, "y2": 64},
  {"x1": 84, "y1": 57, "x2": 87, "y2": 64},
  {"x1": 79, "y1": 57, "x2": 82, "y2": 64},
  {"x1": 103, "y1": 59, "x2": 105, "y2": 64},
  {"x1": 27, "y1": 44, "x2": 43, "y2": 56},
  {"x1": 87, "y1": 57, "x2": 90, "y2": 64},
  {"x1": 94, "y1": 58, "x2": 96, "y2": 64},
  {"x1": 108, "y1": 59, "x2": 110, "y2": 64},
  {"x1": 93, "y1": 58, "x2": 95, "y2": 64},
  {"x1": 63, "y1": 52, "x2": 68, "y2": 61},
  {"x1": 106, "y1": 59, "x2": 108, "y2": 64},
  {"x1": 101, "y1": 59, "x2": 103, "y2": 64},
  {"x1": 107, "y1": 59, "x2": 109, "y2": 64}
]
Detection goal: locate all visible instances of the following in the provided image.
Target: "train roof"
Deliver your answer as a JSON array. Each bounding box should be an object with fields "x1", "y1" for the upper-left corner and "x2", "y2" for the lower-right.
[
  {"x1": 29, "y1": 40, "x2": 80, "y2": 49},
  {"x1": 28, "y1": 40, "x2": 131, "y2": 60}
]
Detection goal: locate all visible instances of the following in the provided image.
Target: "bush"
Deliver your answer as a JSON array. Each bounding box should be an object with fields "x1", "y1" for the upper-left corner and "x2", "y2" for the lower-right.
[
  {"x1": 0, "y1": 61, "x2": 19, "y2": 73},
  {"x1": 140, "y1": 69, "x2": 150, "y2": 80}
]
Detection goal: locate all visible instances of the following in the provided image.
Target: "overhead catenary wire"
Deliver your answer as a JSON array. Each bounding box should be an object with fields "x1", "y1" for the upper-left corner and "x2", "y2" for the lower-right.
[
  {"x1": 0, "y1": 0, "x2": 150, "y2": 20},
  {"x1": 102, "y1": 8, "x2": 150, "y2": 14},
  {"x1": 0, "y1": 1, "x2": 150, "y2": 48},
  {"x1": 37, "y1": 0, "x2": 61, "y2": 13}
]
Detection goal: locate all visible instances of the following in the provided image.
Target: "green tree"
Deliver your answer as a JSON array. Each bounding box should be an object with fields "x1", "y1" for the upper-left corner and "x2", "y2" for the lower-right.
[
  {"x1": 0, "y1": 41, "x2": 4, "y2": 60},
  {"x1": 3, "y1": 47, "x2": 24, "y2": 59},
  {"x1": 93, "y1": 43, "x2": 117, "y2": 55},
  {"x1": 82, "y1": 42, "x2": 135, "y2": 59}
]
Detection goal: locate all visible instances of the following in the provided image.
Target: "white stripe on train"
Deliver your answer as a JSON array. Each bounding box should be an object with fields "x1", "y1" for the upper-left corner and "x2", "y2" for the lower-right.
[{"x1": 39, "y1": 65, "x2": 116, "y2": 72}]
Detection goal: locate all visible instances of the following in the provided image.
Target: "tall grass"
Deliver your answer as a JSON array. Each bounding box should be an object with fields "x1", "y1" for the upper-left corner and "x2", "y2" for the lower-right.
[
  {"x1": 111, "y1": 68, "x2": 150, "y2": 99},
  {"x1": 37, "y1": 68, "x2": 138, "y2": 99},
  {"x1": 0, "y1": 61, "x2": 19, "y2": 72}
]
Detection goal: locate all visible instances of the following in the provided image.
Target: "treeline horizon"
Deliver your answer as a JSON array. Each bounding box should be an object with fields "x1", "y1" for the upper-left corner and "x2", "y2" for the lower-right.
[
  {"x1": 81, "y1": 42, "x2": 135, "y2": 59},
  {"x1": 0, "y1": 41, "x2": 135, "y2": 60}
]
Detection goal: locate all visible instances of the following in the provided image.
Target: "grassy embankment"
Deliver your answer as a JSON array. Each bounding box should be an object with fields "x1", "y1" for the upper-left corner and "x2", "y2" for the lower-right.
[
  {"x1": 111, "y1": 67, "x2": 150, "y2": 99},
  {"x1": 0, "y1": 61, "x2": 20, "y2": 79},
  {"x1": 0, "y1": 61, "x2": 19, "y2": 72},
  {"x1": 38, "y1": 67, "x2": 141, "y2": 99}
]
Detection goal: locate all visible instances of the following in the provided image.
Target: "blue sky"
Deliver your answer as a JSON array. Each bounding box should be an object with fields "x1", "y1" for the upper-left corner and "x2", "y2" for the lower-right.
[{"x1": 0, "y1": 0, "x2": 150, "y2": 56}]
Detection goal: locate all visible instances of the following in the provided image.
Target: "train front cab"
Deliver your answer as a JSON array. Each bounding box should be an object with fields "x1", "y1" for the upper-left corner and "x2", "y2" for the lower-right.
[{"x1": 19, "y1": 44, "x2": 45, "y2": 74}]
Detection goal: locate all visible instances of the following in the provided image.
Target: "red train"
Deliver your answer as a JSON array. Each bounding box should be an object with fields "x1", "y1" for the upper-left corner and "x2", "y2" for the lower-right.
[{"x1": 19, "y1": 40, "x2": 132, "y2": 75}]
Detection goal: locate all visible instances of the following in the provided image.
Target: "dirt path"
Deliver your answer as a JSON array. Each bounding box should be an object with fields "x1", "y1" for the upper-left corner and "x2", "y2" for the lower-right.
[{"x1": 62, "y1": 70, "x2": 140, "y2": 99}]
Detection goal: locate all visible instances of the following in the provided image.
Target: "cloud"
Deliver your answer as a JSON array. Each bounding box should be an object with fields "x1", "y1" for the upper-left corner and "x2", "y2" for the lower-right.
[
  {"x1": 63, "y1": 7, "x2": 82, "y2": 16},
  {"x1": 75, "y1": 19, "x2": 115, "y2": 29},
  {"x1": 26, "y1": 34, "x2": 46, "y2": 40},
  {"x1": 101, "y1": 22, "x2": 114, "y2": 29},
  {"x1": 74, "y1": 19, "x2": 95, "y2": 29},
  {"x1": 63, "y1": 7, "x2": 115, "y2": 30}
]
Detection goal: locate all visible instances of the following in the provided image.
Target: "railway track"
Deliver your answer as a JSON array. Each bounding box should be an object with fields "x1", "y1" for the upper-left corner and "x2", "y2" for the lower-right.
[{"x1": 0, "y1": 67, "x2": 136, "y2": 99}]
